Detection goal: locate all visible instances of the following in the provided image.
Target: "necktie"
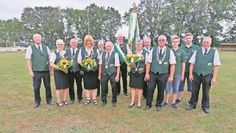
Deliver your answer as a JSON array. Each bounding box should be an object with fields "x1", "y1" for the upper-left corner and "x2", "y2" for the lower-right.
[
  {"x1": 204, "y1": 49, "x2": 208, "y2": 55},
  {"x1": 72, "y1": 49, "x2": 75, "y2": 56},
  {"x1": 106, "y1": 52, "x2": 110, "y2": 61},
  {"x1": 38, "y1": 46, "x2": 41, "y2": 52},
  {"x1": 159, "y1": 48, "x2": 163, "y2": 57}
]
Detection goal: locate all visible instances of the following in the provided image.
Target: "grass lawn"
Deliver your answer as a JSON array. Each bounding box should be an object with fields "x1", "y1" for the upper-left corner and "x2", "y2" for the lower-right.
[{"x1": 0, "y1": 52, "x2": 235, "y2": 133}]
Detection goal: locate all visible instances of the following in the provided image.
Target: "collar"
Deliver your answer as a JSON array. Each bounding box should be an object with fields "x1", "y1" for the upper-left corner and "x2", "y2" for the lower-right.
[
  {"x1": 35, "y1": 43, "x2": 42, "y2": 47},
  {"x1": 56, "y1": 49, "x2": 66, "y2": 54},
  {"x1": 70, "y1": 48, "x2": 77, "y2": 52},
  {"x1": 185, "y1": 43, "x2": 193, "y2": 48},
  {"x1": 158, "y1": 46, "x2": 166, "y2": 50},
  {"x1": 202, "y1": 47, "x2": 211, "y2": 53},
  {"x1": 85, "y1": 47, "x2": 93, "y2": 52}
]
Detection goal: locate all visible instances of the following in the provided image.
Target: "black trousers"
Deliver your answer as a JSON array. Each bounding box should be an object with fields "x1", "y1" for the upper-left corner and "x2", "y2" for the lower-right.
[
  {"x1": 97, "y1": 79, "x2": 101, "y2": 96},
  {"x1": 33, "y1": 71, "x2": 52, "y2": 103},
  {"x1": 101, "y1": 73, "x2": 117, "y2": 103},
  {"x1": 146, "y1": 72, "x2": 169, "y2": 107},
  {"x1": 117, "y1": 63, "x2": 127, "y2": 94},
  {"x1": 68, "y1": 71, "x2": 83, "y2": 101},
  {"x1": 143, "y1": 81, "x2": 148, "y2": 98},
  {"x1": 189, "y1": 73, "x2": 212, "y2": 109}
]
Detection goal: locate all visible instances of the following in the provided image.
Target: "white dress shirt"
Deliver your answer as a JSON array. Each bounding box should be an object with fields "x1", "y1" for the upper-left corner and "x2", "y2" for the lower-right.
[
  {"x1": 99, "y1": 51, "x2": 120, "y2": 66},
  {"x1": 77, "y1": 47, "x2": 99, "y2": 63},
  {"x1": 146, "y1": 46, "x2": 176, "y2": 64},
  {"x1": 189, "y1": 47, "x2": 221, "y2": 66},
  {"x1": 50, "y1": 49, "x2": 66, "y2": 63},
  {"x1": 25, "y1": 44, "x2": 50, "y2": 60}
]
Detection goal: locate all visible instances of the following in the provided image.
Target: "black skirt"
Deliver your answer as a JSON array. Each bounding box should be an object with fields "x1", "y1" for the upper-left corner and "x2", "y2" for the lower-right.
[
  {"x1": 54, "y1": 70, "x2": 69, "y2": 89},
  {"x1": 129, "y1": 72, "x2": 145, "y2": 89},
  {"x1": 83, "y1": 70, "x2": 98, "y2": 90}
]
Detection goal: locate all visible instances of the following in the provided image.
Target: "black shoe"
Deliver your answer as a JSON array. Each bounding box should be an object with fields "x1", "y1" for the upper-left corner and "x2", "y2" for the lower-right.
[
  {"x1": 56, "y1": 102, "x2": 64, "y2": 107},
  {"x1": 112, "y1": 102, "x2": 117, "y2": 107},
  {"x1": 63, "y1": 100, "x2": 69, "y2": 105},
  {"x1": 186, "y1": 103, "x2": 196, "y2": 110},
  {"x1": 34, "y1": 102, "x2": 40, "y2": 108},
  {"x1": 84, "y1": 100, "x2": 91, "y2": 105},
  {"x1": 144, "y1": 106, "x2": 151, "y2": 110},
  {"x1": 70, "y1": 100, "x2": 75, "y2": 104},
  {"x1": 78, "y1": 99, "x2": 83, "y2": 104},
  {"x1": 171, "y1": 103, "x2": 178, "y2": 109},
  {"x1": 156, "y1": 106, "x2": 162, "y2": 112},
  {"x1": 175, "y1": 99, "x2": 181, "y2": 105},
  {"x1": 124, "y1": 92, "x2": 128, "y2": 96},
  {"x1": 202, "y1": 108, "x2": 209, "y2": 114},
  {"x1": 162, "y1": 102, "x2": 168, "y2": 108},
  {"x1": 47, "y1": 100, "x2": 53, "y2": 105},
  {"x1": 128, "y1": 103, "x2": 135, "y2": 108}
]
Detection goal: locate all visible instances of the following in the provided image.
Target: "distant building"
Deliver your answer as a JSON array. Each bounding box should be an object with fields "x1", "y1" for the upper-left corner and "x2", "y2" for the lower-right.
[{"x1": 220, "y1": 43, "x2": 236, "y2": 51}]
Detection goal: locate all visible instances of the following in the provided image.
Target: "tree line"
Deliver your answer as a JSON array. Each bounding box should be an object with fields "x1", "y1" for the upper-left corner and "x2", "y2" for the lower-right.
[{"x1": 0, "y1": 1, "x2": 236, "y2": 48}]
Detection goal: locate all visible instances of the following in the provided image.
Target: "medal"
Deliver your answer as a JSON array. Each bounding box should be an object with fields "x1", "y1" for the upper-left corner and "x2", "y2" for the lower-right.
[
  {"x1": 135, "y1": 68, "x2": 138, "y2": 71},
  {"x1": 105, "y1": 65, "x2": 108, "y2": 69}
]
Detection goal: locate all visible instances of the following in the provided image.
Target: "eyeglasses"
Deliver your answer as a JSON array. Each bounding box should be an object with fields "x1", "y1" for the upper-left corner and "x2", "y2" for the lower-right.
[{"x1": 158, "y1": 39, "x2": 165, "y2": 42}]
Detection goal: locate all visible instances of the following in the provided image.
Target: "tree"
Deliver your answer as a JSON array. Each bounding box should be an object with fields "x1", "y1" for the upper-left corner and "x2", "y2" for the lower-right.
[
  {"x1": 124, "y1": 0, "x2": 236, "y2": 46},
  {"x1": 21, "y1": 7, "x2": 64, "y2": 48},
  {"x1": 0, "y1": 18, "x2": 22, "y2": 43}
]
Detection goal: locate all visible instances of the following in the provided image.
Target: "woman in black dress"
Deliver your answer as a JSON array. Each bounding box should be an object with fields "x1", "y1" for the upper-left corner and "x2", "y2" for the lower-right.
[
  {"x1": 129, "y1": 39, "x2": 146, "y2": 108},
  {"x1": 50, "y1": 39, "x2": 69, "y2": 106},
  {"x1": 77, "y1": 35, "x2": 99, "y2": 105}
]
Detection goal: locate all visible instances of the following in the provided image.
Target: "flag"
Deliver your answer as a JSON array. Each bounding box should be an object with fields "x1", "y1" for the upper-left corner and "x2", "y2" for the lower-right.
[
  {"x1": 128, "y1": 2, "x2": 140, "y2": 53},
  {"x1": 114, "y1": 42, "x2": 126, "y2": 63}
]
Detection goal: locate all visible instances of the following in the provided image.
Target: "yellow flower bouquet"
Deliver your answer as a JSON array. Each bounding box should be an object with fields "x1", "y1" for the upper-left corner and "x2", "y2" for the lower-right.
[
  {"x1": 80, "y1": 57, "x2": 97, "y2": 71},
  {"x1": 57, "y1": 59, "x2": 72, "y2": 69},
  {"x1": 125, "y1": 54, "x2": 143, "y2": 68}
]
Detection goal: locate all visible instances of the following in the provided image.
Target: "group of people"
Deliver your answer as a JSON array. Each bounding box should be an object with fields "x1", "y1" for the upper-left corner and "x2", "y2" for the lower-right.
[{"x1": 26, "y1": 32, "x2": 220, "y2": 114}]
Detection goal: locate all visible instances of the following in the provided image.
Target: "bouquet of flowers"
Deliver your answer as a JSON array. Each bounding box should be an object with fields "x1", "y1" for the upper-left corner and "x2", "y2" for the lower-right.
[
  {"x1": 80, "y1": 57, "x2": 97, "y2": 71},
  {"x1": 57, "y1": 59, "x2": 72, "y2": 69},
  {"x1": 57, "y1": 59, "x2": 72, "y2": 73},
  {"x1": 125, "y1": 54, "x2": 143, "y2": 68}
]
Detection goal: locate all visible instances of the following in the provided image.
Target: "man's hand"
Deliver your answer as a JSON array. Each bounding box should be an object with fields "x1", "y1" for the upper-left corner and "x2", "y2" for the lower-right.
[
  {"x1": 98, "y1": 74, "x2": 101, "y2": 80},
  {"x1": 189, "y1": 74, "x2": 194, "y2": 81},
  {"x1": 168, "y1": 76, "x2": 173, "y2": 83},
  {"x1": 211, "y1": 78, "x2": 216, "y2": 86},
  {"x1": 145, "y1": 74, "x2": 150, "y2": 81},
  {"x1": 50, "y1": 70, "x2": 54, "y2": 76},
  {"x1": 29, "y1": 71, "x2": 34, "y2": 77},
  {"x1": 181, "y1": 75, "x2": 185, "y2": 81}
]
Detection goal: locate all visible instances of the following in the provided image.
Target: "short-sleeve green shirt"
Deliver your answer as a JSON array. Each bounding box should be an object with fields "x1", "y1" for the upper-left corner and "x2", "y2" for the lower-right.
[{"x1": 173, "y1": 48, "x2": 186, "y2": 75}]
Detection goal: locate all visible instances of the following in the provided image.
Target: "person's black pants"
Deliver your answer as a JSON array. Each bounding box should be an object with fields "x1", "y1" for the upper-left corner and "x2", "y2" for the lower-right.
[
  {"x1": 101, "y1": 73, "x2": 117, "y2": 103},
  {"x1": 143, "y1": 80, "x2": 148, "y2": 98},
  {"x1": 146, "y1": 72, "x2": 169, "y2": 107},
  {"x1": 189, "y1": 73, "x2": 212, "y2": 109},
  {"x1": 33, "y1": 71, "x2": 52, "y2": 103},
  {"x1": 97, "y1": 79, "x2": 101, "y2": 96},
  {"x1": 117, "y1": 63, "x2": 127, "y2": 94},
  {"x1": 68, "y1": 71, "x2": 83, "y2": 101}
]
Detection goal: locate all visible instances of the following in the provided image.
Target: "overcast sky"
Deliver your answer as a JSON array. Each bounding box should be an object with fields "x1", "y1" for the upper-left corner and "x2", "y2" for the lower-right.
[{"x1": 0, "y1": 0, "x2": 140, "y2": 36}]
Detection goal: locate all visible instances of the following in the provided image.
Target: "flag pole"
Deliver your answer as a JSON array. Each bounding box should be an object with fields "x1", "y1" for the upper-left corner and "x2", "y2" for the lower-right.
[{"x1": 128, "y1": 2, "x2": 139, "y2": 53}]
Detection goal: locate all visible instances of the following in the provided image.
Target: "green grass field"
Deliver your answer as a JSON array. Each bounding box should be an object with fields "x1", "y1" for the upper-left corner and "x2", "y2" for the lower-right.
[{"x1": 0, "y1": 52, "x2": 236, "y2": 133}]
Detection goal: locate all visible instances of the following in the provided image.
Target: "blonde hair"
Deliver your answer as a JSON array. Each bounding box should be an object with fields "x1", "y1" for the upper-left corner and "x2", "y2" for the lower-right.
[
  {"x1": 172, "y1": 35, "x2": 180, "y2": 41},
  {"x1": 83, "y1": 35, "x2": 94, "y2": 46}
]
